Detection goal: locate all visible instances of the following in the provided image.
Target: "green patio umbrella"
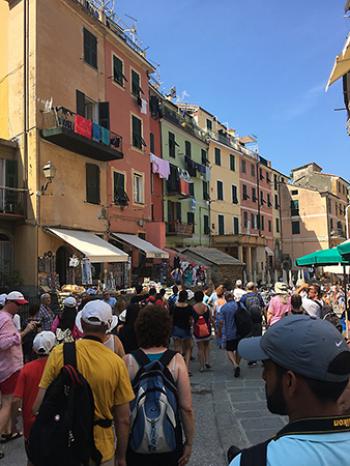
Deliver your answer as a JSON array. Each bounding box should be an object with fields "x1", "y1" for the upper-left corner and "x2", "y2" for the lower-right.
[
  {"x1": 337, "y1": 239, "x2": 350, "y2": 258},
  {"x1": 295, "y1": 247, "x2": 350, "y2": 267}
]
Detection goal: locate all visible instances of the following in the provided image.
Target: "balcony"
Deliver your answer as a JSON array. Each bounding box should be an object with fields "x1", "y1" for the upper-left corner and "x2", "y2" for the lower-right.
[
  {"x1": 41, "y1": 107, "x2": 123, "y2": 162},
  {"x1": 216, "y1": 131, "x2": 236, "y2": 149},
  {"x1": 167, "y1": 222, "x2": 194, "y2": 237},
  {"x1": 161, "y1": 105, "x2": 208, "y2": 143},
  {"x1": 0, "y1": 187, "x2": 26, "y2": 219}
]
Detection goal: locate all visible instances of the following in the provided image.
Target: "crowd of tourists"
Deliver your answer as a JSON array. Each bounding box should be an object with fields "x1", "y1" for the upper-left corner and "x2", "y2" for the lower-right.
[{"x1": 0, "y1": 277, "x2": 350, "y2": 465}]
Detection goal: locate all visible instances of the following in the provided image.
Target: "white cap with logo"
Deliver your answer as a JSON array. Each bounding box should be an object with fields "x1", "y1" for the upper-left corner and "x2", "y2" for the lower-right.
[
  {"x1": 75, "y1": 300, "x2": 118, "y2": 333},
  {"x1": 6, "y1": 291, "x2": 29, "y2": 305},
  {"x1": 33, "y1": 331, "x2": 56, "y2": 355},
  {"x1": 63, "y1": 296, "x2": 77, "y2": 308}
]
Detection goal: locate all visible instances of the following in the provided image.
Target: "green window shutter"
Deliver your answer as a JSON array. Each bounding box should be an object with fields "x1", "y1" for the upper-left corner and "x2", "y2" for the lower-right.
[
  {"x1": 76, "y1": 90, "x2": 86, "y2": 116},
  {"x1": 83, "y1": 28, "x2": 97, "y2": 69},
  {"x1": 113, "y1": 56, "x2": 123, "y2": 85},
  {"x1": 176, "y1": 202, "x2": 182, "y2": 222},
  {"x1": 230, "y1": 154, "x2": 235, "y2": 171},
  {"x1": 98, "y1": 102, "x2": 110, "y2": 129},
  {"x1": 187, "y1": 212, "x2": 194, "y2": 225},
  {"x1": 132, "y1": 116, "x2": 142, "y2": 149},
  {"x1": 5, "y1": 160, "x2": 18, "y2": 187},
  {"x1": 204, "y1": 215, "x2": 209, "y2": 234},
  {"x1": 86, "y1": 163, "x2": 100, "y2": 204},
  {"x1": 132, "y1": 70, "x2": 140, "y2": 96}
]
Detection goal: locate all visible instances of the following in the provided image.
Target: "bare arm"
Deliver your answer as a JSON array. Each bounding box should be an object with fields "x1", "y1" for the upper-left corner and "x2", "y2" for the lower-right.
[
  {"x1": 32, "y1": 387, "x2": 46, "y2": 415},
  {"x1": 113, "y1": 403, "x2": 130, "y2": 466},
  {"x1": 175, "y1": 354, "x2": 194, "y2": 466}
]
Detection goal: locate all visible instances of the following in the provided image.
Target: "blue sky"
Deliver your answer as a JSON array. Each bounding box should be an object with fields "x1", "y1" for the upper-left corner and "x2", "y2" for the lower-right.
[{"x1": 117, "y1": 0, "x2": 349, "y2": 177}]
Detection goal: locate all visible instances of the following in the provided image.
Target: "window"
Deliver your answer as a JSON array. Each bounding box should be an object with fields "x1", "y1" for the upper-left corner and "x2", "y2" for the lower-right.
[
  {"x1": 86, "y1": 163, "x2": 100, "y2": 204},
  {"x1": 328, "y1": 200, "x2": 332, "y2": 214},
  {"x1": 187, "y1": 212, "x2": 195, "y2": 225},
  {"x1": 337, "y1": 181, "x2": 341, "y2": 192},
  {"x1": 113, "y1": 172, "x2": 128, "y2": 206},
  {"x1": 251, "y1": 213, "x2": 255, "y2": 230},
  {"x1": 336, "y1": 203, "x2": 338, "y2": 216},
  {"x1": 252, "y1": 187, "x2": 257, "y2": 202},
  {"x1": 261, "y1": 215, "x2": 265, "y2": 231},
  {"x1": 274, "y1": 174, "x2": 278, "y2": 190},
  {"x1": 276, "y1": 218, "x2": 280, "y2": 233},
  {"x1": 268, "y1": 220, "x2": 272, "y2": 232},
  {"x1": 259, "y1": 168, "x2": 264, "y2": 181},
  {"x1": 241, "y1": 159, "x2": 246, "y2": 173},
  {"x1": 185, "y1": 141, "x2": 192, "y2": 157},
  {"x1": 201, "y1": 149, "x2": 208, "y2": 165},
  {"x1": 251, "y1": 163, "x2": 256, "y2": 177},
  {"x1": 203, "y1": 181, "x2": 209, "y2": 200},
  {"x1": 260, "y1": 191, "x2": 264, "y2": 205},
  {"x1": 257, "y1": 214, "x2": 260, "y2": 230},
  {"x1": 204, "y1": 215, "x2": 210, "y2": 235},
  {"x1": 290, "y1": 200, "x2": 299, "y2": 216},
  {"x1": 233, "y1": 217, "x2": 239, "y2": 235},
  {"x1": 243, "y1": 184, "x2": 249, "y2": 200},
  {"x1": 83, "y1": 28, "x2": 97, "y2": 69},
  {"x1": 267, "y1": 193, "x2": 272, "y2": 207},
  {"x1": 330, "y1": 218, "x2": 333, "y2": 230},
  {"x1": 206, "y1": 119, "x2": 212, "y2": 131},
  {"x1": 291, "y1": 190, "x2": 298, "y2": 195},
  {"x1": 275, "y1": 194, "x2": 279, "y2": 209},
  {"x1": 150, "y1": 133, "x2": 155, "y2": 154},
  {"x1": 133, "y1": 172, "x2": 144, "y2": 204},
  {"x1": 131, "y1": 69, "x2": 141, "y2": 97},
  {"x1": 232, "y1": 185, "x2": 238, "y2": 204},
  {"x1": 112, "y1": 55, "x2": 124, "y2": 86},
  {"x1": 132, "y1": 115, "x2": 143, "y2": 149},
  {"x1": 292, "y1": 221, "x2": 300, "y2": 235},
  {"x1": 189, "y1": 182, "x2": 195, "y2": 197},
  {"x1": 218, "y1": 215, "x2": 225, "y2": 235},
  {"x1": 229, "y1": 154, "x2": 235, "y2": 171},
  {"x1": 215, "y1": 148, "x2": 221, "y2": 166},
  {"x1": 217, "y1": 180, "x2": 224, "y2": 200},
  {"x1": 168, "y1": 132, "x2": 176, "y2": 158},
  {"x1": 243, "y1": 211, "x2": 248, "y2": 228}
]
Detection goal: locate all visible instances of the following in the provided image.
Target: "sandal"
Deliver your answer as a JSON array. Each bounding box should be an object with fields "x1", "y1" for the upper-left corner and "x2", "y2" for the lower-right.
[{"x1": 0, "y1": 432, "x2": 22, "y2": 443}]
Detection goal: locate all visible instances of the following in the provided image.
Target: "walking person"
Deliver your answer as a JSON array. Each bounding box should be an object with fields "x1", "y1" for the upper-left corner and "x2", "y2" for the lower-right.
[
  {"x1": 35, "y1": 293, "x2": 55, "y2": 331},
  {"x1": 290, "y1": 294, "x2": 306, "y2": 315},
  {"x1": 266, "y1": 282, "x2": 291, "y2": 326},
  {"x1": 296, "y1": 282, "x2": 323, "y2": 317},
  {"x1": 229, "y1": 315, "x2": 350, "y2": 465},
  {"x1": 51, "y1": 297, "x2": 82, "y2": 343},
  {"x1": 192, "y1": 291, "x2": 212, "y2": 372},
  {"x1": 233, "y1": 279, "x2": 246, "y2": 302},
  {"x1": 0, "y1": 292, "x2": 36, "y2": 460},
  {"x1": 213, "y1": 285, "x2": 226, "y2": 348},
  {"x1": 172, "y1": 290, "x2": 193, "y2": 373},
  {"x1": 34, "y1": 300, "x2": 134, "y2": 466},
  {"x1": 118, "y1": 303, "x2": 141, "y2": 354},
  {"x1": 124, "y1": 305, "x2": 194, "y2": 466},
  {"x1": 13, "y1": 331, "x2": 56, "y2": 466},
  {"x1": 219, "y1": 292, "x2": 241, "y2": 378}
]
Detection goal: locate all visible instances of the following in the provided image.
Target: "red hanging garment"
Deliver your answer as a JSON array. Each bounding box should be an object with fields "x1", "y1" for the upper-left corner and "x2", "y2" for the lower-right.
[
  {"x1": 180, "y1": 179, "x2": 190, "y2": 196},
  {"x1": 74, "y1": 115, "x2": 92, "y2": 139}
]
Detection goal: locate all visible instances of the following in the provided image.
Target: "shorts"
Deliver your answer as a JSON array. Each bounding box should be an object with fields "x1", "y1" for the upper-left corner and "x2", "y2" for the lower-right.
[
  {"x1": 127, "y1": 448, "x2": 182, "y2": 466},
  {"x1": 0, "y1": 370, "x2": 20, "y2": 396},
  {"x1": 172, "y1": 326, "x2": 192, "y2": 340},
  {"x1": 226, "y1": 339, "x2": 239, "y2": 352}
]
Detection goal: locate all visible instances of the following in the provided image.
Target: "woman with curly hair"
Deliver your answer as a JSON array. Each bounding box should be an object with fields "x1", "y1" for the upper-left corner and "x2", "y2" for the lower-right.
[{"x1": 124, "y1": 305, "x2": 194, "y2": 466}]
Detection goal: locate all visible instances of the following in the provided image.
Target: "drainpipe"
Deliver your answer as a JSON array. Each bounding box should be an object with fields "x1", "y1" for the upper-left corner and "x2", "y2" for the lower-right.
[
  {"x1": 23, "y1": 0, "x2": 29, "y2": 187},
  {"x1": 346, "y1": 204, "x2": 350, "y2": 239}
]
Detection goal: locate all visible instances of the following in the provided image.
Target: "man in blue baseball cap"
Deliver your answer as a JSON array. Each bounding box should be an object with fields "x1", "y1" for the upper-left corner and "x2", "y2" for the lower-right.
[{"x1": 229, "y1": 315, "x2": 350, "y2": 466}]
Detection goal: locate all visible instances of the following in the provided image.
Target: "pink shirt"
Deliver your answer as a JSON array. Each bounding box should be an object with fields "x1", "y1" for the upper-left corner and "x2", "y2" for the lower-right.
[
  {"x1": 0, "y1": 310, "x2": 23, "y2": 383},
  {"x1": 268, "y1": 295, "x2": 291, "y2": 326}
]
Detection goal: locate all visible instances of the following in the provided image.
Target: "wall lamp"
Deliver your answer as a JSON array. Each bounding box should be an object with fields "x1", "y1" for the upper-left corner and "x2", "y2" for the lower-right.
[{"x1": 41, "y1": 161, "x2": 56, "y2": 194}]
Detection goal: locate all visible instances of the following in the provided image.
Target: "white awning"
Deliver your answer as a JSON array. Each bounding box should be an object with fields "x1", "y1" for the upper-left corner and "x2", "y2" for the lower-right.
[
  {"x1": 326, "y1": 35, "x2": 350, "y2": 90},
  {"x1": 265, "y1": 246, "x2": 274, "y2": 257},
  {"x1": 47, "y1": 228, "x2": 129, "y2": 263},
  {"x1": 112, "y1": 233, "x2": 169, "y2": 259}
]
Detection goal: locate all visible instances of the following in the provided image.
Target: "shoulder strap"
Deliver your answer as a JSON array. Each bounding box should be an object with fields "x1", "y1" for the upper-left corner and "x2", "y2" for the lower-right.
[
  {"x1": 159, "y1": 349, "x2": 177, "y2": 367},
  {"x1": 239, "y1": 439, "x2": 269, "y2": 466},
  {"x1": 131, "y1": 348, "x2": 150, "y2": 367},
  {"x1": 63, "y1": 341, "x2": 77, "y2": 368}
]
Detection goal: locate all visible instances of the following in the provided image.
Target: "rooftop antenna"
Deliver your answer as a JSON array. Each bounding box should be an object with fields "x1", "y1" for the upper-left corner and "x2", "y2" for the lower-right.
[{"x1": 92, "y1": 0, "x2": 116, "y2": 19}]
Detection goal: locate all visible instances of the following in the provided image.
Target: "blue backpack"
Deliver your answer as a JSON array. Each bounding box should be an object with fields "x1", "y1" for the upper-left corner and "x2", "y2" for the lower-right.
[{"x1": 129, "y1": 349, "x2": 183, "y2": 454}]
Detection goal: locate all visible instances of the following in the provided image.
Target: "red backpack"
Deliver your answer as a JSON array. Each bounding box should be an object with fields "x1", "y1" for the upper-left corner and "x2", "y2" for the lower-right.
[{"x1": 194, "y1": 315, "x2": 210, "y2": 338}]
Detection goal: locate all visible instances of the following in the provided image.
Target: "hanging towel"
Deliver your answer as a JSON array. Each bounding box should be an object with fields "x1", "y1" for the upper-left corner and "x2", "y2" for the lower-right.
[
  {"x1": 141, "y1": 98, "x2": 148, "y2": 115},
  {"x1": 180, "y1": 179, "x2": 190, "y2": 196},
  {"x1": 205, "y1": 166, "x2": 211, "y2": 181},
  {"x1": 150, "y1": 153, "x2": 170, "y2": 179},
  {"x1": 101, "y1": 127, "x2": 110, "y2": 145},
  {"x1": 74, "y1": 115, "x2": 92, "y2": 139},
  {"x1": 92, "y1": 122, "x2": 101, "y2": 142}
]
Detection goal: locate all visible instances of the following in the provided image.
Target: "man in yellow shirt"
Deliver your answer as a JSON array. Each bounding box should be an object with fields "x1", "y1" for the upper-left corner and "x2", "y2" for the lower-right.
[{"x1": 34, "y1": 300, "x2": 134, "y2": 466}]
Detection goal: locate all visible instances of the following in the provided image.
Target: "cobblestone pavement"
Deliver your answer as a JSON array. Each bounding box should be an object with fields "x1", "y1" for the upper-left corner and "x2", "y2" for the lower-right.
[{"x1": 3, "y1": 343, "x2": 287, "y2": 466}]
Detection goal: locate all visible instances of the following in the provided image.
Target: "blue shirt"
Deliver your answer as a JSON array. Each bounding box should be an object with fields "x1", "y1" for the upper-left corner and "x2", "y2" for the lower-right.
[
  {"x1": 230, "y1": 433, "x2": 350, "y2": 466},
  {"x1": 104, "y1": 297, "x2": 117, "y2": 309},
  {"x1": 239, "y1": 291, "x2": 265, "y2": 311},
  {"x1": 221, "y1": 301, "x2": 239, "y2": 340}
]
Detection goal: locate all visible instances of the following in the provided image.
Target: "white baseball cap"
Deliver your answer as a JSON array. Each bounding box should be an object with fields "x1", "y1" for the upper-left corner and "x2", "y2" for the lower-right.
[
  {"x1": 235, "y1": 279, "x2": 242, "y2": 287},
  {"x1": 0, "y1": 294, "x2": 7, "y2": 307},
  {"x1": 76, "y1": 300, "x2": 118, "y2": 333},
  {"x1": 33, "y1": 331, "x2": 56, "y2": 355},
  {"x1": 63, "y1": 296, "x2": 77, "y2": 308},
  {"x1": 6, "y1": 291, "x2": 28, "y2": 305}
]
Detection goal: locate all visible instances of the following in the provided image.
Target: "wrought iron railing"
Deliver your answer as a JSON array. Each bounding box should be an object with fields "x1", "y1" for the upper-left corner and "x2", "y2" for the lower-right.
[
  {"x1": 0, "y1": 186, "x2": 26, "y2": 215},
  {"x1": 167, "y1": 222, "x2": 194, "y2": 236}
]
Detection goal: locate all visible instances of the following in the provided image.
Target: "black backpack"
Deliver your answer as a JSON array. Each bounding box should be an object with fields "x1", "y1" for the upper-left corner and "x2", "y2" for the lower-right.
[
  {"x1": 28, "y1": 342, "x2": 110, "y2": 466},
  {"x1": 234, "y1": 304, "x2": 253, "y2": 338}
]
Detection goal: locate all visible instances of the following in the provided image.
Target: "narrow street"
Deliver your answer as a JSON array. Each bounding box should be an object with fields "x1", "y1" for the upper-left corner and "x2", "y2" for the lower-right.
[{"x1": 4, "y1": 343, "x2": 287, "y2": 466}]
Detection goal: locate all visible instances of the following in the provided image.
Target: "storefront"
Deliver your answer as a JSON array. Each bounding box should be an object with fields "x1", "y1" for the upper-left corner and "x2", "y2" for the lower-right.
[
  {"x1": 40, "y1": 228, "x2": 129, "y2": 289},
  {"x1": 111, "y1": 233, "x2": 169, "y2": 284}
]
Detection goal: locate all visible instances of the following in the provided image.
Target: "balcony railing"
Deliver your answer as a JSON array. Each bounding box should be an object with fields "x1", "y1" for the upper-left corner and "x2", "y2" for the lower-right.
[
  {"x1": 161, "y1": 105, "x2": 208, "y2": 143},
  {"x1": 167, "y1": 222, "x2": 194, "y2": 236},
  {"x1": 291, "y1": 208, "x2": 300, "y2": 216},
  {"x1": 0, "y1": 187, "x2": 26, "y2": 217},
  {"x1": 41, "y1": 107, "x2": 123, "y2": 162},
  {"x1": 216, "y1": 132, "x2": 236, "y2": 149}
]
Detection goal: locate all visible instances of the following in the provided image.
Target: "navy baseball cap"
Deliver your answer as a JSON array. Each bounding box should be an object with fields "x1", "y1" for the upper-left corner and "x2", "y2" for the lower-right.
[{"x1": 238, "y1": 315, "x2": 350, "y2": 382}]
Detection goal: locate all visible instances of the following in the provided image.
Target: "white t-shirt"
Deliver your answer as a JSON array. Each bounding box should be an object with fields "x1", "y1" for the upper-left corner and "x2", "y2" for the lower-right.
[
  {"x1": 233, "y1": 288, "x2": 246, "y2": 302},
  {"x1": 302, "y1": 296, "x2": 322, "y2": 317}
]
